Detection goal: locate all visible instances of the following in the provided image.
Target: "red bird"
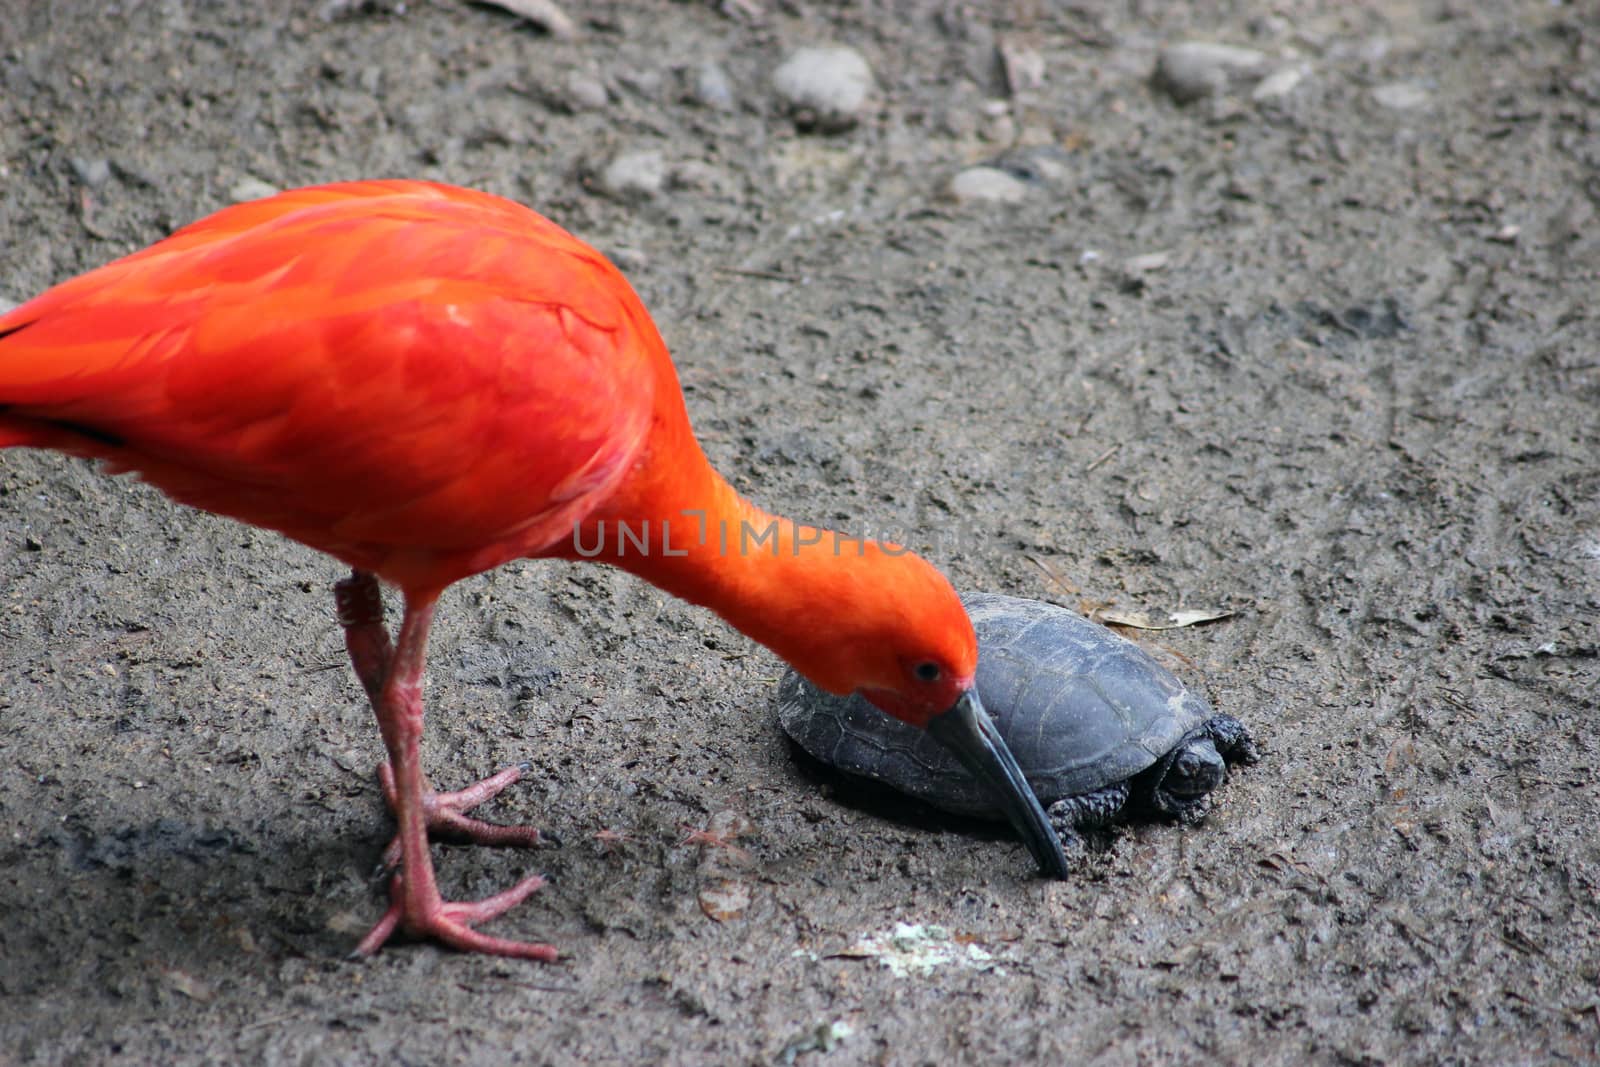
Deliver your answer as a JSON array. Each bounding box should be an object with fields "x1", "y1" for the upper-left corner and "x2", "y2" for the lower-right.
[{"x1": 0, "y1": 181, "x2": 1068, "y2": 959}]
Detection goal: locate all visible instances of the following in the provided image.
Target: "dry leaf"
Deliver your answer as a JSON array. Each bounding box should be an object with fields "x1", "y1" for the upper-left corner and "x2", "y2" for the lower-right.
[
  {"x1": 697, "y1": 876, "x2": 751, "y2": 922},
  {"x1": 162, "y1": 968, "x2": 214, "y2": 1002},
  {"x1": 1096, "y1": 607, "x2": 1234, "y2": 630},
  {"x1": 692, "y1": 809, "x2": 757, "y2": 921}
]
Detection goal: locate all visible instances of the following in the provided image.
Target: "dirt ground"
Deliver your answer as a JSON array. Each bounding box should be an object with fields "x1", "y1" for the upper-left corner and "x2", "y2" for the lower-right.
[{"x1": 2, "y1": 1, "x2": 1597, "y2": 1063}]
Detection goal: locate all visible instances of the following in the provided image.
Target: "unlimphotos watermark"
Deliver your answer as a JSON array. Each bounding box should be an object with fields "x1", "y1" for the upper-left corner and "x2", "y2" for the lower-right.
[{"x1": 571, "y1": 509, "x2": 917, "y2": 558}]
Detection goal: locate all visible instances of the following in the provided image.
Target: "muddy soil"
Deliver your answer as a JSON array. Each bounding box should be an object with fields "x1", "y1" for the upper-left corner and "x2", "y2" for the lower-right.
[{"x1": 2, "y1": 1, "x2": 1597, "y2": 1064}]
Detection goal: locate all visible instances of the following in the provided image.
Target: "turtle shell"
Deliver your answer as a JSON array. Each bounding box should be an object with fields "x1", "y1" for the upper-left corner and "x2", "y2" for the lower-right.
[{"x1": 776, "y1": 592, "x2": 1216, "y2": 817}]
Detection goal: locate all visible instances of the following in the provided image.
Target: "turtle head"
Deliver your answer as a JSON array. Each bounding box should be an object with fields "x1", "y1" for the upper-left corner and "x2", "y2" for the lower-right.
[{"x1": 1162, "y1": 736, "x2": 1226, "y2": 800}]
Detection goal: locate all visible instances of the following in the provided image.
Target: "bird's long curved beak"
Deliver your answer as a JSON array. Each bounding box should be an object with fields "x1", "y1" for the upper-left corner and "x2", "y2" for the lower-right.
[{"x1": 926, "y1": 689, "x2": 1072, "y2": 879}]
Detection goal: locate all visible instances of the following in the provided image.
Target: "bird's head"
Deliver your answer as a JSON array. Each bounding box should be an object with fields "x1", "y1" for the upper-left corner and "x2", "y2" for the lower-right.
[{"x1": 762, "y1": 540, "x2": 1071, "y2": 879}]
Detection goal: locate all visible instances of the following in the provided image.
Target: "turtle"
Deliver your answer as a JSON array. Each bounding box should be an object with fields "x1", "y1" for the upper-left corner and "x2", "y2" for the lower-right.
[{"x1": 776, "y1": 592, "x2": 1259, "y2": 854}]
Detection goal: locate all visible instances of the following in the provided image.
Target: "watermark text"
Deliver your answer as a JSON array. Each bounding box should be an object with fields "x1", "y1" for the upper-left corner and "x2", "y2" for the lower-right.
[{"x1": 571, "y1": 510, "x2": 922, "y2": 558}]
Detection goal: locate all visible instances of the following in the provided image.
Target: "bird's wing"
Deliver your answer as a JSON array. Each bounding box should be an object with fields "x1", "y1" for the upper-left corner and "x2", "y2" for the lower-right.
[{"x1": 0, "y1": 182, "x2": 659, "y2": 579}]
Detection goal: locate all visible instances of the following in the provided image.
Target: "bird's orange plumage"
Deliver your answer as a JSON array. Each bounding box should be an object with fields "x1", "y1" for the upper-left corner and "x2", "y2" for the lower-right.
[
  {"x1": 1, "y1": 181, "x2": 1062, "y2": 959},
  {"x1": 0, "y1": 181, "x2": 658, "y2": 591}
]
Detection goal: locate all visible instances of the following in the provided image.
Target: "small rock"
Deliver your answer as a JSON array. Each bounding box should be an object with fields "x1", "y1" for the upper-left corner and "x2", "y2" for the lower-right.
[
  {"x1": 772, "y1": 45, "x2": 875, "y2": 133},
  {"x1": 565, "y1": 71, "x2": 609, "y2": 111},
  {"x1": 1252, "y1": 64, "x2": 1307, "y2": 102},
  {"x1": 1124, "y1": 251, "x2": 1172, "y2": 273},
  {"x1": 948, "y1": 166, "x2": 1029, "y2": 204},
  {"x1": 1372, "y1": 81, "x2": 1428, "y2": 111},
  {"x1": 229, "y1": 176, "x2": 281, "y2": 203},
  {"x1": 1488, "y1": 224, "x2": 1520, "y2": 244},
  {"x1": 692, "y1": 60, "x2": 735, "y2": 111},
  {"x1": 70, "y1": 157, "x2": 112, "y2": 187},
  {"x1": 608, "y1": 246, "x2": 650, "y2": 272},
  {"x1": 978, "y1": 99, "x2": 1015, "y2": 144},
  {"x1": 1152, "y1": 41, "x2": 1268, "y2": 104},
  {"x1": 600, "y1": 149, "x2": 665, "y2": 200}
]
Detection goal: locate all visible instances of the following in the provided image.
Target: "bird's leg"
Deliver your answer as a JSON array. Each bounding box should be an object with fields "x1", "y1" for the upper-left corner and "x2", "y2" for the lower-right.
[
  {"x1": 333, "y1": 570, "x2": 552, "y2": 871},
  {"x1": 339, "y1": 584, "x2": 557, "y2": 960},
  {"x1": 334, "y1": 569, "x2": 393, "y2": 700}
]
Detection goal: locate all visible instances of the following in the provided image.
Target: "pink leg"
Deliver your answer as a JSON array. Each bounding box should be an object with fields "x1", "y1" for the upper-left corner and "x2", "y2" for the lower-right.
[
  {"x1": 335, "y1": 571, "x2": 550, "y2": 869},
  {"x1": 334, "y1": 570, "x2": 393, "y2": 700},
  {"x1": 333, "y1": 575, "x2": 557, "y2": 961}
]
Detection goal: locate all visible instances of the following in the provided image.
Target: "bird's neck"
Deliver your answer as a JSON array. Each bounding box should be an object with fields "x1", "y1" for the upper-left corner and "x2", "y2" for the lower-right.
[
  {"x1": 552, "y1": 333, "x2": 894, "y2": 683},
  {"x1": 565, "y1": 436, "x2": 886, "y2": 678},
  {"x1": 572, "y1": 456, "x2": 803, "y2": 615}
]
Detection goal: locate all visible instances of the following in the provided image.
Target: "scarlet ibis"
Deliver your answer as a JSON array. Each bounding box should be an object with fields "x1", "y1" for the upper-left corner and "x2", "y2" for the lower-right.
[{"x1": 0, "y1": 180, "x2": 1069, "y2": 960}]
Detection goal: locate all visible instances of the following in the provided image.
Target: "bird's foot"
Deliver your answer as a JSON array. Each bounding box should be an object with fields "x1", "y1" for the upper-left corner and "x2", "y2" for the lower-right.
[
  {"x1": 376, "y1": 760, "x2": 556, "y2": 871},
  {"x1": 351, "y1": 871, "x2": 557, "y2": 960},
  {"x1": 343, "y1": 592, "x2": 557, "y2": 960}
]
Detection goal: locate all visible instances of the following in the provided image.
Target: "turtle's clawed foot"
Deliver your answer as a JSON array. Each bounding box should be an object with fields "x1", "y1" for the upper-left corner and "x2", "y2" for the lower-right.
[{"x1": 1204, "y1": 715, "x2": 1260, "y2": 766}]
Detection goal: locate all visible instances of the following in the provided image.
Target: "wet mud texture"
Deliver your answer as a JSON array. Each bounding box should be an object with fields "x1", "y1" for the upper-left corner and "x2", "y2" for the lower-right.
[{"x1": 2, "y1": 2, "x2": 1597, "y2": 1064}]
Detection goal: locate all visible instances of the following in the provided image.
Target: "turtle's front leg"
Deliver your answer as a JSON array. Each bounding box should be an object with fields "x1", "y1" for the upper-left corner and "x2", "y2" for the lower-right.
[
  {"x1": 1203, "y1": 715, "x2": 1260, "y2": 765},
  {"x1": 1046, "y1": 782, "x2": 1131, "y2": 852}
]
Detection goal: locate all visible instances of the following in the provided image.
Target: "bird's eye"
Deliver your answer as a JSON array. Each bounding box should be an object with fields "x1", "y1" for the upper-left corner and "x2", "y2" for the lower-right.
[{"x1": 913, "y1": 661, "x2": 941, "y2": 683}]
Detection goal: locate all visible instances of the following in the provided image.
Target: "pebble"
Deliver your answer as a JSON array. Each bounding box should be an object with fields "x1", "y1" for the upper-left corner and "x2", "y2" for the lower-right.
[
  {"x1": 693, "y1": 60, "x2": 735, "y2": 111},
  {"x1": 1152, "y1": 41, "x2": 1268, "y2": 104},
  {"x1": 70, "y1": 157, "x2": 112, "y2": 187},
  {"x1": 1372, "y1": 82, "x2": 1429, "y2": 111},
  {"x1": 1124, "y1": 251, "x2": 1172, "y2": 273},
  {"x1": 978, "y1": 99, "x2": 1015, "y2": 144},
  {"x1": 1252, "y1": 64, "x2": 1307, "y2": 103},
  {"x1": 565, "y1": 71, "x2": 609, "y2": 111},
  {"x1": 229, "y1": 176, "x2": 281, "y2": 202},
  {"x1": 608, "y1": 246, "x2": 650, "y2": 272},
  {"x1": 600, "y1": 149, "x2": 665, "y2": 200},
  {"x1": 948, "y1": 166, "x2": 1029, "y2": 205},
  {"x1": 772, "y1": 45, "x2": 874, "y2": 133}
]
